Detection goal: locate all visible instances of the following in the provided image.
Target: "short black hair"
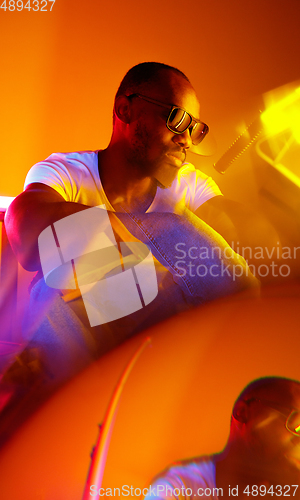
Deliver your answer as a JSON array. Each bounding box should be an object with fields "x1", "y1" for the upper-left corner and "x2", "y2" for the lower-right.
[{"x1": 115, "y1": 62, "x2": 190, "y2": 99}]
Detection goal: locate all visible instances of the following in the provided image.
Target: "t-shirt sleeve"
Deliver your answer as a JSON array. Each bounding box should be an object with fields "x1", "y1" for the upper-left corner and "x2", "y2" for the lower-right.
[
  {"x1": 175, "y1": 164, "x2": 222, "y2": 213},
  {"x1": 144, "y1": 459, "x2": 217, "y2": 500},
  {"x1": 24, "y1": 153, "x2": 77, "y2": 201},
  {"x1": 144, "y1": 472, "x2": 193, "y2": 500},
  {"x1": 195, "y1": 177, "x2": 222, "y2": 209},
  {"x1": 188, "y1": 167, "x2": 222, "y2": 211}
]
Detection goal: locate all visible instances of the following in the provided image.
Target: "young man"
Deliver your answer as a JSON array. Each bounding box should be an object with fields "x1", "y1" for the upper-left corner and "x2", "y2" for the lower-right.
[
  {"x1": 144, "y1": 377, "x2": 300, "y2": 499},
  {"x1": 4, "y1": 62, "x2": 257, "y2": 384}
]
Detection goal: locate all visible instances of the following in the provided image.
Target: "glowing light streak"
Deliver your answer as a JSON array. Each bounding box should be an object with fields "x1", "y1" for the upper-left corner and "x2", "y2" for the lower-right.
[
  {"x1": 261, "y1": 86, "x2": 300, "y2": 142},
  {"x1": 0, "y1": 196, "x2": 15, "y2": 211},
  {"x1": 82, "y1": 337, "x2": 151, "y2": 500}
]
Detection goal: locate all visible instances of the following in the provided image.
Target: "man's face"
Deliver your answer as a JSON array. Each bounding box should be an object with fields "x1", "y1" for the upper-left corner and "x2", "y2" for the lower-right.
[
  {"x1": 126, "y1": 71, "x2": 201, "y2": 186},
  {"x1": 246, "y1": 386, "x2": 300, "y2": 474}
]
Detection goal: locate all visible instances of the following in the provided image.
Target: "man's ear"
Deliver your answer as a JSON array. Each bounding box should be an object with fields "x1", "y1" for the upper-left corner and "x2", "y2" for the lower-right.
[
  {"x1": 114, "y1": 95, "x2": 132, "y2": 124},
  {"x1": 232, "y1": 400, "x2": 249, "y2": 424}
]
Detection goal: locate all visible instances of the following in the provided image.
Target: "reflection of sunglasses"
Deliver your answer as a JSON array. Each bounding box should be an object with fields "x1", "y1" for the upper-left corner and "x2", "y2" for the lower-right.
[
  {"x1": 127, "y1": 93, "x2": 209, "y2": 147},
  {"x1": 246, "y1": 398, "x2": 300, "y2": 437}
]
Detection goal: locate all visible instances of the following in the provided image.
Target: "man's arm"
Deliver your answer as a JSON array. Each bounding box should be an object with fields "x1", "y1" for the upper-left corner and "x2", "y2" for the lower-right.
[{"x1": 4, "y1": 183, "x2": 90, "y2": 272}]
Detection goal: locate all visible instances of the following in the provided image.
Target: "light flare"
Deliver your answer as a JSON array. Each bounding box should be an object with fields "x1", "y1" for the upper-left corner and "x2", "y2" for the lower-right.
[{"x1": 261, "y1": 86, "x2": 300, "y2": 143}]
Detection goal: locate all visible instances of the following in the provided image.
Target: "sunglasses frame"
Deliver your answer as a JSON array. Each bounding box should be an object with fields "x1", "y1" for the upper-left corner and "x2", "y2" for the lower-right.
[
  {"x1": 245, "y1": 398, "x2": 300, "y2": 437},
  {"x1": 126, "y1": 93, "x2": 209, "y2": 146}
]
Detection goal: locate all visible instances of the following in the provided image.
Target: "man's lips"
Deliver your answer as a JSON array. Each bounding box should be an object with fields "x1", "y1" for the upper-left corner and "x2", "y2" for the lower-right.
[{"x1": 166, "y1": 151, "x2": 186, "y2": 165}]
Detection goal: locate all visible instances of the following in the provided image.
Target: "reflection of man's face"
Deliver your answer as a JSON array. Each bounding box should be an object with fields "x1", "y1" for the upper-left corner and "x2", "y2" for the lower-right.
[
  {"x1": 247, "y1": 387, "x2": 300, "y2": 474},
  {"x1": 127, "y1": 71, "x2": 201, "y2": 186}
]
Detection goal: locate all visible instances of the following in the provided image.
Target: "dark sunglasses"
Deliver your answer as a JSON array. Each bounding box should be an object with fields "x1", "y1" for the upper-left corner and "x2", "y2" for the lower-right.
[{"x1": 127, "y1": 93, "x2": 209, "y2": 147}]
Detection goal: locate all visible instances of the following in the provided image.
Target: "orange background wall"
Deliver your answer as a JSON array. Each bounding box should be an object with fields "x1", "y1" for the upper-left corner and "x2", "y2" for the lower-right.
[
  {"x1": 1, "y1": 1, "x2": 300, "y2": 499},
  {"x1": 2, "y1": 0, "x2": 300, "y2": 198}
]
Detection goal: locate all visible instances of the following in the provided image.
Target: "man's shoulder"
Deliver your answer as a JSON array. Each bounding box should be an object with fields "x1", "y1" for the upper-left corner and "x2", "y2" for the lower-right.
[
  {"x1": 177, "y1": 162, "x2": 210, "y2": 184},
  {"x1": 146, "y1": 456, "x2": 216, "y2": 499},
  {"x1": 24, "y1": 150, "x2": 101, "y2": 197},
  {"x1": 173, "y1": 162, "x2": 213, "y2": 194},
  {"x1": 44, "y1": 150, "x2": 99, "y2": 166},
  {"x1": 151, "y1": 455, "x2": 216, "y2": 485},
  {"x1": 165, "y1": 455, "x2": 215, "y2": 476}
]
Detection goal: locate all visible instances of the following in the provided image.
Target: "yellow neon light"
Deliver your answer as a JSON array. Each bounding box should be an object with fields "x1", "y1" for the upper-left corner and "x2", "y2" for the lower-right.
[
  {"x1": 261, "y1": 86, "x2": 300, "y2": 142},
  {"x1": 273, "y1": 163, "x2": 300, "y2": 189}
]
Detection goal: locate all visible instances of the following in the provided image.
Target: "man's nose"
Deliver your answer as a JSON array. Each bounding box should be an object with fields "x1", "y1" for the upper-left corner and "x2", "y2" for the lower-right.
[{"x1": 172, "y1": 129, "x2": 192, "y2": 150}]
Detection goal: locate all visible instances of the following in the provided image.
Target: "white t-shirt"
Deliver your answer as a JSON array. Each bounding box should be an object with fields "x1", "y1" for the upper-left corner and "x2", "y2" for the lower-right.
[
  {"x1": 144, "y1": 457, "x2": 218, "y2": 500},
  {"x1": 24, "y1": 150, "x2": 222, "y2": 212}
]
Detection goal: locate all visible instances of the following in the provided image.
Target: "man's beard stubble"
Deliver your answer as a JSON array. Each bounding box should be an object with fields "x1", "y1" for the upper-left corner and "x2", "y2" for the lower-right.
[{"x1": 129, "y1": 121, "x2": 185, "y2": 188}]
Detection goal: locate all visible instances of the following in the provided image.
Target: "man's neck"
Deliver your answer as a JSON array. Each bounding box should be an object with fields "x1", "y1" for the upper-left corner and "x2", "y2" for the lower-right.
[{"x1": 98, "y1": 148, "x2": 157, "y2": 213}]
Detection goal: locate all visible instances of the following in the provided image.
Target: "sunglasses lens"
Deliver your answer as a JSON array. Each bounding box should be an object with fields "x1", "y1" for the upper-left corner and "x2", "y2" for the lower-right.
[
  {"x1": 167, "y1": 107, "x2": 209, "y2": 149},
  {"x1": 287, "y1": 411, "x2": 300, "y2": 435},
  {"x1": 190, "y1": 122, "x2": 209, "y2": 145},
  {"x1": 168, "y1": 108, "x2": 192, "y2": 133}
]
